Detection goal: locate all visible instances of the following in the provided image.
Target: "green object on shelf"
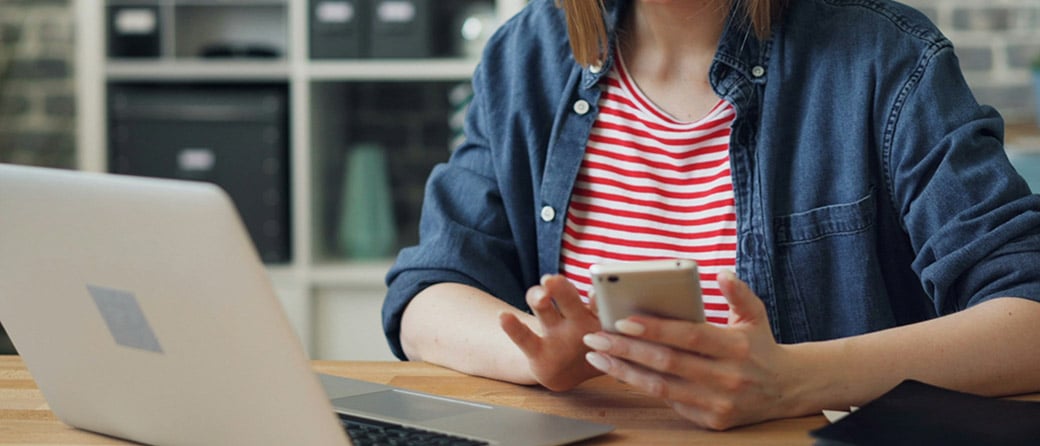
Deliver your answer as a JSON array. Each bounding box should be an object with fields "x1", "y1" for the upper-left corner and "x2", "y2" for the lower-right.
[{"x1": 338, "y1": 143, "x2": 396, "y2": 259}]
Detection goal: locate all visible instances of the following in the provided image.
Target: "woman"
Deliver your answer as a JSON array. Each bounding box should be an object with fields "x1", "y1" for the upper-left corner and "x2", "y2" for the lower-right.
[{"x1": 383, "y1": 0, "x2": 1040, "y2": 429}]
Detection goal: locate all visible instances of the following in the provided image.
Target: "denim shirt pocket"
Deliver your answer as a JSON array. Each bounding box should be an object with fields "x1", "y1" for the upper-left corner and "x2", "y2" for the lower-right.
[
  {"x1": 775, "y1": 190, "x2": 877, "y2": 245},
  {"x1": 772, "y1": 188, "x2": 891, "y2": 342}
]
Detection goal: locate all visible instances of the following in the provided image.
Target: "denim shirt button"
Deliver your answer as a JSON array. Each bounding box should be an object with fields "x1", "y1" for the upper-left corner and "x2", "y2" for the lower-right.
[
  {"x1": 540, "y1": 205, "x2": 556, "y2": 222},
  {"x1": 589, "y1": 63, "x2": 603, "y2": 74},
  {"x1": 751, "y1": 65, "x2": 766, "y2": 78},
  {"x1": 573, "y1": 99, "x2": 591, "y2": 115}
]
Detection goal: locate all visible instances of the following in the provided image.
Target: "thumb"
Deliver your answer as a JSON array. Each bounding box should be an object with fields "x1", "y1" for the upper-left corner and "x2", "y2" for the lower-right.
[
  {"x1": 586, "y1": 288, "x2": 598, "y2": 313},
  {"x1": 717, "y1": 270, "x2": 767, "y2": 325}
]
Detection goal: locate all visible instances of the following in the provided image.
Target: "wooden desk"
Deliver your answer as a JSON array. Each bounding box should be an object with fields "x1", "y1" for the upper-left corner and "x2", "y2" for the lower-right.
[
  {"x1": 6, "y1": 354, "x2": 1040, "y2": 445},
  {"x1": 313, "y1": 360, "x2": 830, "y2": 445},
  {"x1": 0, "y1": 355, "x2": 823, "y2": 445}
]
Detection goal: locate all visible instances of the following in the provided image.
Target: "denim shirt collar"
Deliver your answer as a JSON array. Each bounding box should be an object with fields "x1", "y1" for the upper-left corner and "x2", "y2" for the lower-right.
[
  {"x1": 578, "y1": 0, "x2": 625, "y2": 89},
  {"x1": 714, "y1": 3, "x2": 773, "y2": 84},
  {"x1": 580, "y1": 0, "x2": 772, "y2": 93}
]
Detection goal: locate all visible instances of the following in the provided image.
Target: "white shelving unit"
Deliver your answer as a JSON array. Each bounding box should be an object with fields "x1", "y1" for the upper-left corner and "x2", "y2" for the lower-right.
[{"x1": 74, "y1": 0, "x2": 525, "y2": 360}]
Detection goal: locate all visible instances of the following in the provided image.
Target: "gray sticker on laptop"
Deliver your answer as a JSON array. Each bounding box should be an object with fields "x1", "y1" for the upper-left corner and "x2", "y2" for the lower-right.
[{"x1": 87, "y1": 285, "x2": 164, "y2": 354}]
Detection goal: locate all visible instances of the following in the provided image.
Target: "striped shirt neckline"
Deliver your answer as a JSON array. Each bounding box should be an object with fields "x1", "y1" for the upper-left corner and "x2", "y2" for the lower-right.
[{"x1": 560, "y1": 53, "x2": 738, "y2": 325}]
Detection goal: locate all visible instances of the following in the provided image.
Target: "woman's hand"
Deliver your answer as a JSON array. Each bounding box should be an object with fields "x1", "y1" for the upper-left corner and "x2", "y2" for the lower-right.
[
  {"x1": 581, "y1": 270, "x2": 802, "y2": 430},
  {"x1": 499, "y1": 274, "x2": 604, "y2": 391}
]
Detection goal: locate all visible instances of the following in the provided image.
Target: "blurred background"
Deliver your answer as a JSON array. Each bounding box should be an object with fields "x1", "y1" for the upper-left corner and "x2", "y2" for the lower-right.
[
  {"x1": 1, "y1": 0, "x2": 1038, "y2": 170},
  {"x1": 0, "y1": 0, "x2": 1037, "y2": 358}
]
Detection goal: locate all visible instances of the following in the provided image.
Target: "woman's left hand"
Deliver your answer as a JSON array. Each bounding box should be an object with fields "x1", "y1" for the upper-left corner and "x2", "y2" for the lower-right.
[{"x1": 582, "y1": 270, "x2": 803, "y2": 430}]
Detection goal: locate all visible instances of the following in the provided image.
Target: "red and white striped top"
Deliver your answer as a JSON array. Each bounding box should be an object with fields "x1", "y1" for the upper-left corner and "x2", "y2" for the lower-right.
[{"x1": 559, "y1": 56, "x2": 738, "y2": 325}]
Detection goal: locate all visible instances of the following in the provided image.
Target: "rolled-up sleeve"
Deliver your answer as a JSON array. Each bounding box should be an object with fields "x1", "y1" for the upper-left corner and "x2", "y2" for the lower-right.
[
  {"x1": 889, "y1": 45, "x2": 1040, "y2": 314},
  {"x1": 382, "y1": 62, "x2": 530, "y2": 360}
]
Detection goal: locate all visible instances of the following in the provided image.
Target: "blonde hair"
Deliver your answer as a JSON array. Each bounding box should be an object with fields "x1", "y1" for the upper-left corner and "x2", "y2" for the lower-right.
[{"x1": 558, "y1": 0, "x2": 786, "y2": 67}]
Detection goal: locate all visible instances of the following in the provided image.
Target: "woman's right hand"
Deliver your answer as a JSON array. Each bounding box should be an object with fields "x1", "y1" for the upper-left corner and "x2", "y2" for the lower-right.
[{"x1": 499, "y1": 274, "x2": 605, "y2": 391}]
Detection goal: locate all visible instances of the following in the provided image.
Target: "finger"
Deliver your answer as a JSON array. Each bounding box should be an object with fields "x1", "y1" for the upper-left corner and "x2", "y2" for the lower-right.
[
  {"x1": 587, "y1": 288, "x2": 599, "y2": 313},
  {"x1": 587, "y1": 342, "x2": 746, "y2": 425},
  {"x1": 619, "y1": 316, "x2": 747, "y2": 359},
  {"x1": 500, "y1": 312, "x2": 542, "y2": 358},
  {"x1": 588, "y1": 349, "x2": 742, "y2": 429},
  {"x1": 587, "y1": 331, "x2": 741, "y2": 382},
  {"x1": 586, "y1": 351, "x2": 689, "y2": 401},
  {"x1": 667, "y1": 399, "x2": 742, "y2": 431},
  {"x1": 525, "y1": 281, "x2": 563, "y2": 327},
  {"x1": 717, "y1": 270, "x2": 767, "y2": 325},
  {"x1": 540, "y1": 274, "x2": 588, "y2": 318},
  {"x1": 665, "y1": 400, "x2": 712, "y2": 429}
]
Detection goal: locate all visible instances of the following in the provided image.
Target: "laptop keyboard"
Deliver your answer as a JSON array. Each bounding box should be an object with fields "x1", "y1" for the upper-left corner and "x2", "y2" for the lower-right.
[{"x1": 338, "y1": 413, "x2": 490, "y2": 446}]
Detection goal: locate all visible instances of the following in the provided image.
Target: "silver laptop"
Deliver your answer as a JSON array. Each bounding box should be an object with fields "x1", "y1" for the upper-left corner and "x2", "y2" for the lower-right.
[{"x1": 0, "y1": 164, "x2": 613, "y2": 446}]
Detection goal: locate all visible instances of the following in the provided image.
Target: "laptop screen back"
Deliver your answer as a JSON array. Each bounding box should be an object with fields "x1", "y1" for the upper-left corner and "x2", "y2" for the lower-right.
[{"x1": 0, "y1": 164, "x2": 351, "y2": 446}]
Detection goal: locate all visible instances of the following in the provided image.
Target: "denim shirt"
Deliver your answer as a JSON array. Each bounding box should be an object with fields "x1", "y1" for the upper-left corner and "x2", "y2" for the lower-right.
[{"x1": 383, "y1": 0, "x2": 1040, "y2": 359}]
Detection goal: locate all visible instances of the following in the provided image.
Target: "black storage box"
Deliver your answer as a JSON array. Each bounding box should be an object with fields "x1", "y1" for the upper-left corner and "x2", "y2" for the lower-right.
[
  {"x1": 108, "y1": 83, "x2": 292, "y2": 263},
  {"x1": 108, "y1": 4, "x2": 161, "y2": 58},
  {"x1": 310, "y1": 0, "x2": 369, "y2": 59},
  {"x1": 369, "y1": 0, "x2": 431, "y2": 58}
]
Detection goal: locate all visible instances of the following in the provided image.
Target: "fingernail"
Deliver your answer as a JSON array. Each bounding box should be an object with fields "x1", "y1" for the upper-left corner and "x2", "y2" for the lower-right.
[
  {"x1": 615, "y1": 319, "x2": 645, "y2": 336},
  {"x1": 718, "y1": 269, "x2": 736, "y2": 281},
  {"x1": 537, "y1": 287, "x2": 550, "y2": 300},
  {"x1": 583, "y1": 333, "x2": 611, "y2": 351},
  {"x1": 585, "y1": 352, "x2": 610, "y2": 372},
  {"x1": 540, "y1": 274, "x2": 553, "y2": 286}
]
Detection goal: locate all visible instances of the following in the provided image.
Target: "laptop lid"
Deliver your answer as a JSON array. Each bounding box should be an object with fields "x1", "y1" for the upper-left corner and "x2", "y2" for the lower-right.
[
  {"x1": 0, "y1": 164, "x2": 614, "y2": 445},
  {"x1": 0, "y1": 164, "x2": 350, "y2": 445}
]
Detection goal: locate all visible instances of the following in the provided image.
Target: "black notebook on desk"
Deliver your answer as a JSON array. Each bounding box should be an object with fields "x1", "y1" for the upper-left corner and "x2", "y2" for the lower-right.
[{"x1": 811, "y1": 379, "x2": 1040, "y2": 446}]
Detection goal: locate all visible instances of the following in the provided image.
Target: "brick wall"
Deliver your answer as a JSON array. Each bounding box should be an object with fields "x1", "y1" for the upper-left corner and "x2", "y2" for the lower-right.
[
  {"x1": 903, "y1": 0, "x2": 1040, "y2": 124},
  {"x1": 0, "y1": 0, "x2": 76, "y2": 168}
]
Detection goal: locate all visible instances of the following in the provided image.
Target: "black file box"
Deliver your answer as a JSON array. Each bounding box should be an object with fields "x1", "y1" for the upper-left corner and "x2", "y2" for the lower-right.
[
  {"x1": 108, "y1": 5, "x2": 161, "y2": 58},
  {"x1": 108, "y1": 83, "x2": 292, "y2": 263},
  {"x1": 369, "y1": 0, "x2": 431, "y2": 58},
  {"x1": 310, "y1": 0, "x2": 368, "y2": 59}
]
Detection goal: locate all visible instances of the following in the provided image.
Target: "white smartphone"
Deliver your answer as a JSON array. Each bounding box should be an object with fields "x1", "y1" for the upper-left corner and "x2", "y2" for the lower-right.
[{"x1": 590, "y1": 259, "x2": 705, "y2": 332}]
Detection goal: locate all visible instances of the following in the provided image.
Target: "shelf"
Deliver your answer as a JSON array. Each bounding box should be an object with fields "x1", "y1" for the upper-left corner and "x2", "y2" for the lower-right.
[
  {"x1": 264, "y1": 264, "x2": 301, "y2": 282},
  {"x1": 106, "y1": 58, "x2": 480, "y2": 82},
  {"x1": 103, "y1": 57, "x2": 476, "y2": 81},
  {"x1": 307, "y1": 58, "x2": 479, "y2": 81},
  {"x1": 107, "y1": 60, "x2": 290, "y2": 81},
  {"x1": 78, "y1": 0, "x2": 523, "y2": 360},
  {"x1": 107, "y1": 0, "x2": 288, "y2": 4},
  {"x1": 308, "y1": 261, "x2": 395, "y2": 288},
  {"x1": 162, "y1": 0, "x2": 287, "y2": 5}
]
